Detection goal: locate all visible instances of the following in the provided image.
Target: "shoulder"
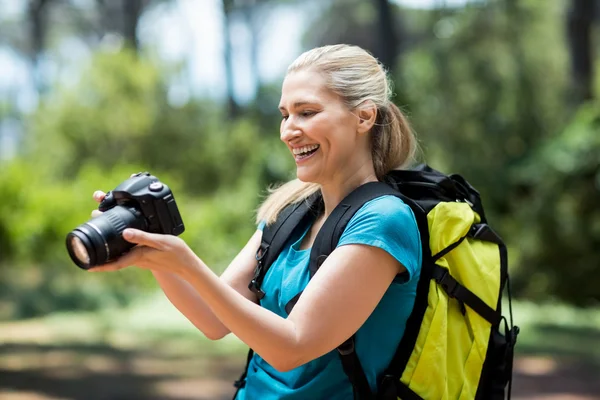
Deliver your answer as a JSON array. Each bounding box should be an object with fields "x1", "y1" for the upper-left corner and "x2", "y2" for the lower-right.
[
  {"x1": 359, "y1": 195, "x2": 415, "y2": 220},
  {"x1": 338, "y1": 195, "x2": 422, "y2": 281},
  {"x1": 345, "y1": 195, "x2": 419, "y2": 235}
]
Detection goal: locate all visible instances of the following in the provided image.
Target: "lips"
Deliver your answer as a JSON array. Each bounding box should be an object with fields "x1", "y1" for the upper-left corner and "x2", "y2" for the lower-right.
[
  {"x1": 292, "y1": 144, "x2": 320, "y2": 156},
  {"x1": 294, "y1": 145, "x2": 320, "y2": 163}
]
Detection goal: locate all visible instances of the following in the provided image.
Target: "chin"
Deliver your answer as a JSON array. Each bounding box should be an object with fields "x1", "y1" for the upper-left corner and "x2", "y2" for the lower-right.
[{"x1": 295, "y1": 169, "x2": 319, "y2": 184}]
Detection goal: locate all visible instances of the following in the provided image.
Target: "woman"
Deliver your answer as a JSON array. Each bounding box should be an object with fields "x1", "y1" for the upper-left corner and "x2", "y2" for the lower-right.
[{"x1": 90, "y1": 44, "x2": 422, "y2": 399}]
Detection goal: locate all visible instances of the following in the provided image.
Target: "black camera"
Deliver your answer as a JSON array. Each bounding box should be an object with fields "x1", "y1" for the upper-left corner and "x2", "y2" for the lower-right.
[{"x1": 66, "y1": 172, "x2": 185, "y2": 270}]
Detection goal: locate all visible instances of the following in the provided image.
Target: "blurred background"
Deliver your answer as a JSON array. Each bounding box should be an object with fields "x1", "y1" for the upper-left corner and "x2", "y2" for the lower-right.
[{"x1": 0, "y1": 0, "x2": 599, "y2": 399}]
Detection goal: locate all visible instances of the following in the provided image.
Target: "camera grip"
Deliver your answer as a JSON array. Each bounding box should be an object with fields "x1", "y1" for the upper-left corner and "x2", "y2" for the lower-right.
[{"x1": 98, "y1": 191, "x2": 116, "y2": 212}]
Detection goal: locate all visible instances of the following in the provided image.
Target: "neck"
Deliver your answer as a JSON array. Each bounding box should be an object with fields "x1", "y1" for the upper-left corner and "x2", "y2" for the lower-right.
[{"x1": 319, "y1": 165, "x2": 378, "y2": 220}]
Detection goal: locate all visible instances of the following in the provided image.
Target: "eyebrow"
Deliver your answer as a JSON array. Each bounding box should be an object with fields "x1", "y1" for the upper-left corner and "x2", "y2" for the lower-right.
[{"x1": 278, "y1": 101, "x2": 320, "y2": 111}]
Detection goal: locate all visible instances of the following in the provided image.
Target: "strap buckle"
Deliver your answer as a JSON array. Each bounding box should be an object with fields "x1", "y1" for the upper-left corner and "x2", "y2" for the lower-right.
[
  {"x1": 248, "y1": 271, "x2": 266, "y2": 299},
  {"x1": 248, "y1": 261, "x2": 266, "y2": 300},
  {"x1": 248, "y1": 243, "x2": 270, "y2": 300},
  {"x1": 256, "y1": 243, "x2": 269, "y2": 261},
  {"x1": 435, "y1": 268, "x2": 459, "y2": 298},
  {"x1": 337, "y1": 337, "x2": 355, "y2": 356},
  {"x1": 233, "y1": 379, "x2": 246, "y2": 389}
]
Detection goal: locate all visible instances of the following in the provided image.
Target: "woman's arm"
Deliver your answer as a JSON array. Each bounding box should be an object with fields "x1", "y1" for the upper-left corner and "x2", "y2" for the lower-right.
[
  {"x1": 152, "y1": 229, "x2": 261, "y2": 340},
  {"x1": 92, "y1": 224, "x2": 405, "y2": 372},
  {"x1": 177, "y1": 241, "x2": 405, "y2": 372}
]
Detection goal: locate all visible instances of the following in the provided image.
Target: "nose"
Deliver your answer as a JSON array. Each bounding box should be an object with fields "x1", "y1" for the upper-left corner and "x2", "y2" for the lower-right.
[{"x1": 280, "y1": 117, "x2": 302, "y2": 143}]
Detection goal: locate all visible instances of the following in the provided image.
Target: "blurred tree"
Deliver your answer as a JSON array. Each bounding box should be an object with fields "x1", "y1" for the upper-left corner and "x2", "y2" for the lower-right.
[
  {"x1": 25, "y1": 48, "x2": 273, "y2": 197},
  {"x1": 222, "y1": 0, "x2": 241, "y2": 118},
  {"x1": 374, "y1": 0, "x2": 398, "y2": 71},
  {"x1": 220, "y1": 0, "x2": 292, "y2": 116},
  {"x1": 238, "y1": 0, "x2": 263, "y2": 97},
  {"x1": 27, "y1": 0, "x2": 51, "y2": 92},
  {"x1": 513, "y1": 99, "x2": 600, "y2": 305},
  {"x1": 303, "y1": 0, "x2": 408, "y2": 74},
  {"x1": 1, "y1": 45, "x2": 295, "y2": 318},
  {"x1": 566, "y1": 0, "x2": 597, "y2": 103},
  {"x1": 392, "y1": 1, "x2": 590, "y2": 303}
]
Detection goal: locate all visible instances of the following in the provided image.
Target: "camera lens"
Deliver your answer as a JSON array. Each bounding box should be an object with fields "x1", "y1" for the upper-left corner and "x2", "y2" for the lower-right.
[
  {"x1": 66, "y1": 206, "x2": 148, "y2": 270},
  {"x1": 69, "y1": 236, "x2": 90, "y2": 265}
]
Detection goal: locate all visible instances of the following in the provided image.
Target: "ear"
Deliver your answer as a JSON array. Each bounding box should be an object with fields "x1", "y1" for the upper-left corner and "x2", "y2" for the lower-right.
[{"x1": 355, "y1": 100, "x2": 377, "y2": 135}]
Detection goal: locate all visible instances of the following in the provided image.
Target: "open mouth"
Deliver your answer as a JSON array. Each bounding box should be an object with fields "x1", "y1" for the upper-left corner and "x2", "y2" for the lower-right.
[{"x1": 295, "y1": 145, "x2": 320, "y2": 161}]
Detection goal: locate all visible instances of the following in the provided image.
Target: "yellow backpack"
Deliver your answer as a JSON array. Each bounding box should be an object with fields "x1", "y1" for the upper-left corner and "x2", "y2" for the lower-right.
[{"x1": 237, "y1": 164, "x2": 519, "y2": 400}]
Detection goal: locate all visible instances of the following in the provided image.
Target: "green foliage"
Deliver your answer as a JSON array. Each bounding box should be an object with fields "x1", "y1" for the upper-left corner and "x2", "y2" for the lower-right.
[
  {"x1": 512, "y1": 100, "x2": 600, "y2": 305},
  {"x1": 0, "y1": 161, "x2": 156, "y2": 318},
  {"x1": 391, "y1": 1, "x2": 597, "y2": 304},
  {"x1": 1, "y1": 48, "x2": 293, "y2": 319},
  {"x1": 25, "y1": 49, "x2": 282, "y2": 197},
  {"x1": 3, "y1": 0, "x2": 599, "y2": 319},
  {"x1": 398, "y1": 1, "x2": 570, "y2": 217}
]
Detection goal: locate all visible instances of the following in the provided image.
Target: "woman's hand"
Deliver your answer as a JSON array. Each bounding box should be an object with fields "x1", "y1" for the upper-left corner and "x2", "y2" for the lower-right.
[
  {"x1": 91, "y1": 190, "x2": 106, "y2": 218},
  {"x1": 88, "y1": 189, "x2": 198, "y2": 275},
  {"x1": 88, "y1": 228, "x2": 198, "y2": 275}
]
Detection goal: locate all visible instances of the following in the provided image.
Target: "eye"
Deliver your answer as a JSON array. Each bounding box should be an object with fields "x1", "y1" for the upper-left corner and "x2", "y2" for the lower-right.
[
  {"x1": 301, "y1": 110, "x2": 316, "y2": 117},
  {"x1": 281, "y1": 114, "x2": 289, "y2": 121}
]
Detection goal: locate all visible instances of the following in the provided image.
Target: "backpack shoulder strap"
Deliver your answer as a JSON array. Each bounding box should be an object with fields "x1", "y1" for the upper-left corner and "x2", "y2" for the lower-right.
[
  {"x1": 248, "y1": 191, "x2": 322, "y2": 299},
  {"x1": 235, "y1": 191, "x2": 322, "y2": 398},
  {"x1": 285, "y1": 181, "x2": 403, "y2": 400},
  {"x1": 308, "y1": 181, "x2": 402, "y2": 277}
]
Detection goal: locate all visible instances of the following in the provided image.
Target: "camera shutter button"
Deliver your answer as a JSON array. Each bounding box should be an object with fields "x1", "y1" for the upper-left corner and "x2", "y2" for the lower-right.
[{"x1": 149, "y1": 182, "x2": 164, "y2": 192}]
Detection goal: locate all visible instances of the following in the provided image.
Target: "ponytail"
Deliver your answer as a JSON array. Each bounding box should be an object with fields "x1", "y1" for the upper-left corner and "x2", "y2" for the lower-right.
[{"x1": 372, "y1": 102, "x2": 418, "y2": 180}]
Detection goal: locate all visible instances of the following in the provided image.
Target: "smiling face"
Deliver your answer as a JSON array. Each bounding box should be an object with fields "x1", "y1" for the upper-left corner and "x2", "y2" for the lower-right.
[{"x1": 278, "y1": 69, "x2": 372, "y2": 186}]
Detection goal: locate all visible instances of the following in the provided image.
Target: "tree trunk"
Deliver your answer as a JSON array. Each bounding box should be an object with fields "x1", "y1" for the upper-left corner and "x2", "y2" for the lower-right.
[
  {"x1": 122, "y1": 0, "x2": 144, "y2": 51},
  {"x1": 567, "y1": 0, "x2": 596, "y2": 103},
  {"x1": 222, "y1": 0, "x2": 240, "y2": 118},
  {"x1": 28, "y1": 0, "x2": 50, "y2": 92},
  {"x1": 241, "y1": 0, "x2": 261, "y2": 98},
  {"x1": 373, "y1": 0, "x2": 397, "y2": 72}
]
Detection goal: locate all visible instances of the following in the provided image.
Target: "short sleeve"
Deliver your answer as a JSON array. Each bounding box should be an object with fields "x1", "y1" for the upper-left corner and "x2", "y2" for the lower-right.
[
  {"x1": 337, "y1": 195, "x2": 422, "y2": 282},
  {"x1": 257, "y1": 220, "x2": 266, "y2": 231}
]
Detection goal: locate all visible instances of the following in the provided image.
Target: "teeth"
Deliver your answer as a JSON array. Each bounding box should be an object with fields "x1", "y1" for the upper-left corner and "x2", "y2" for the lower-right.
[{"x1": 292, "y1": 144, "x2": 319, "y2": 155}]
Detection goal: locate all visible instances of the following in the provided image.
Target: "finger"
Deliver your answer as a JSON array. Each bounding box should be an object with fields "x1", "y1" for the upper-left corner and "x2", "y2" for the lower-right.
[
  {"x1": 88, "y1": 246, "x2": 148, "y2": 272},
  {"x1": 91, "y1": 210, "x2": 103, "y2": 218},
  {"x1": 88, "y1": 263, "x2": 125, "y2": 272},
  {"x1": 122, "y1": 229, "x2": 166, "y2": 250},
  {"x1": 93, "y1": 191, "x2": 106, "y2": 203}
]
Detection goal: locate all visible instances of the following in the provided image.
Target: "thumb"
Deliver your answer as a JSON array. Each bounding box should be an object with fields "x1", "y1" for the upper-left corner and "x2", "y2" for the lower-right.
[{"x1": 122, "y1": 229, "x2": 164, "y2": 249}]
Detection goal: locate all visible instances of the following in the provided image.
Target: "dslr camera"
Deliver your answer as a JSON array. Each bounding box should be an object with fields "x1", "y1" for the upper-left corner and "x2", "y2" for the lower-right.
[{"x1": 66, "y1": 172, "x2": 185, "y2": 270}]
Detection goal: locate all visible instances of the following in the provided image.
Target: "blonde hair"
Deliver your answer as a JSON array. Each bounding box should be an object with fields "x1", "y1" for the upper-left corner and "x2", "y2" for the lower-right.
[{"x1": 256, "y1": 44, "x2": 418, "y2": 225}]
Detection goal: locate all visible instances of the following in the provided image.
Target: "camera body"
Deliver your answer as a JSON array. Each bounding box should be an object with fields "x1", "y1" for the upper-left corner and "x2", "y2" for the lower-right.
[
  {"x1": 66, "y1": 172, "x2": 185, "y2": 269},
  {"x1": 99, "y1": 172, "x2": 184, "y2": 236}
]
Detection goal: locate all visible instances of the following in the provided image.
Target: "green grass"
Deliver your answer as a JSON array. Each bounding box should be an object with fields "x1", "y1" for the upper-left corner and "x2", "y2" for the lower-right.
[
  {"x1": 3, "y1": 292, "x2": 249, "y2": 358},
  {"x1": 508, "y1": 300, "x2": 600, "y2": 363},
  {"x1": 5, "y1": 293, "x2": 600, "y2": 364}
]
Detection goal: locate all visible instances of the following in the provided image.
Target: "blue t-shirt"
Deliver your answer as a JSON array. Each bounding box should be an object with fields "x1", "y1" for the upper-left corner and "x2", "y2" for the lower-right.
[{"x1": 236, "y1": 195, "x2": 422, "y2": 400}]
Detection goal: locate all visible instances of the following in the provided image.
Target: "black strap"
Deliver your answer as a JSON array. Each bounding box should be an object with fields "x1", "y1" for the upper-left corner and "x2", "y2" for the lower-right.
[
  {"x1": 394, "y1": 381, "x2": 423, "y2": 400},
  {"x1": 232, "y1": 349, "x2": 254, "y2": 399},
  {"x1": 248, "y1": 193, "x2": 322, "y2": 299},
  {"x1": 338, "y1": 336, "x2": 374, "y2": 400},
  {"x1": 238, "y1": 194, "x2": 321, "y2": 394},
  {"x1": 309, "y1": 182, "x2": 402, "y2": 278},
  {"x1": 284, "y1": 182, "x2": 404, "y2": 314},
  {"x1": 377, "y1": 375, "x2": 424, "y2": 400},
  {"x1": 305, "y1": 182, "x2": 402, "y2": 399},
  {"x1": 432, "y1": 264, "x2": 501, "y2": 326}
]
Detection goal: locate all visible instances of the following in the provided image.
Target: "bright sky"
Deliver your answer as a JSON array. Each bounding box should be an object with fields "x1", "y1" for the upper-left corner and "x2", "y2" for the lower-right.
[
  {"x1": 0, "y1": 0, "x2": 473, "y2": 159},
  {"x1": 0, "y1": 0, "x2": 471, "y2": 109}
]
